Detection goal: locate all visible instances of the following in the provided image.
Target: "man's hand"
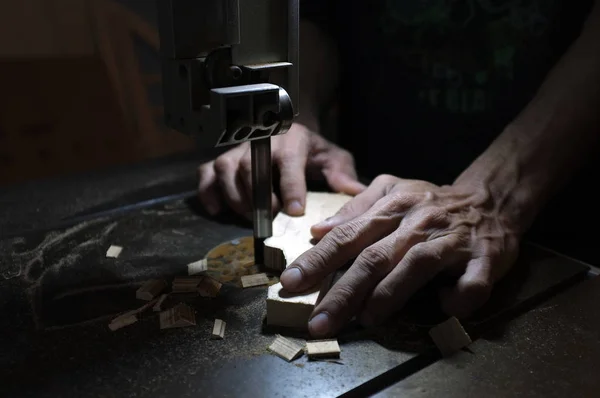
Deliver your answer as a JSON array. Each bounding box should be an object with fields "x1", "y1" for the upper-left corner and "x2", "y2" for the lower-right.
[
  {"x1": 197, "y1": 123, "x2": 365, "y2": 218},
  {"x1": 280, "y1": 175, "x2": 520, "y2": 338}
]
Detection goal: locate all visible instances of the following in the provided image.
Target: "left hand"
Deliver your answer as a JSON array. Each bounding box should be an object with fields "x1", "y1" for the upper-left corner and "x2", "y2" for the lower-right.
[{"x1": 279, "y1": 174, "x2": 521, "y2": 338}]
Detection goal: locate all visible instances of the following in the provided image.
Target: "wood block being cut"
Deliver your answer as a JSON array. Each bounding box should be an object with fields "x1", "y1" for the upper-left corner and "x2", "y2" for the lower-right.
[
  {"x1": 159, "y1": 303, "x2": 196, "y2": 329},
  {"x1": 268, "y1": 335, "x2": 304, "y2": 362},
  {"x1": 428, "y1": 316, "x2": 472, "y2": 357},
  {"x1": 306, "y1": 339, "x2": 341, "y2": 359},
  {"x1": 136, "y1": 279, "x2": 167, "y2": 301},
  {"x1": 265, "y1": 192, "x2": 351, "y2": 329},
  {"x1": 241, "y1": 273, "x2": 269, "y2": 288},
  {"x1": 211, "y1": 319, "x2": 226, "y2": 339},
  {"x1": 106, "y1": 245, "x2": 123, "y2": 258}
]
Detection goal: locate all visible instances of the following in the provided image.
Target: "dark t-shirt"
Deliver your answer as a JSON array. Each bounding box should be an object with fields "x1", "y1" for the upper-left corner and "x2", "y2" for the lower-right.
[
  {"x1": 301, "y1": 1, "x2": 600, "y2": 264},
  {"x1": 302, "y1": 0, "x2": 594, "y2": 184}
]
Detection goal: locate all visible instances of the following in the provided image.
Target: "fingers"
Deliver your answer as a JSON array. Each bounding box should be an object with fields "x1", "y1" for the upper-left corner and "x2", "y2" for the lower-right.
[
  {"x1": 197, "y1": 162, "x2": 222, "y2": 215},
  {"x1": 439, "y1": 256, "x2": 494, "y2": 319},
  {"x1": 310, "y1": 175, "x2": 406, "y2": 239},
  {"x1": 306, "y1": 227, "x2": 428, "y2": 338},
  {"x1": 280, "y1": 200, "x2": 404, "y2": 293},
  {"x1": 322, "y1": 150, "x2": 366, "y2": 195},
  {"x1": 359, "y1": 234, "x2": 467, "y2": 327},
  {"x1": 214, "y1": 146, "x2": 251, "y2": 216},
  {"x1": 273, "y1": 135, "x2": 310, "y2": 216}
]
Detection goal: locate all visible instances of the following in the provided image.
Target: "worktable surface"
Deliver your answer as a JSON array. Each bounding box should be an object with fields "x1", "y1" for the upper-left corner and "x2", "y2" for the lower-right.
[{"x1": 0, "y1": 152, "x2": 598, "y2": 397}]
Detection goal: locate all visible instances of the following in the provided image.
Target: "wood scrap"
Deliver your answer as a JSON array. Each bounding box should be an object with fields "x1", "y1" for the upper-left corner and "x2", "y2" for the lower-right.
[
  {"x1": 197, "y1": 276, "x2": 222, "y2": 298},
  {"x1": 153, "y1": 293, "x2": 168, "y2": 312},
  {"x1": 241, "y1": 273, "x2": 269, "y2": 288},
  {"x1": 306, "y1": 339, "x2": 341, "y2": 359},
  {"x1": 187, "y1": 258, "x2": 208, "y2": 275},
  {"x1": 172, "y1": 277, "x2": 202, "y2": 293},
  {"x1": 108, "y1": 313, "x2": 137, "y2": 331},
  {"x1": 268, "y1": 335, "x2": 304, "y2": 362},
  {"x1": 106, "y1": 245, "x2": 123, "y2": 258},
  {"x1": 428, "y1": 316, "x2": 472, "y2": 357},
  {"x1": 136, "y1": 279, "x2": 167, "y2": 301},
  {"x1": 211, "y1": 319, "x2": 226, "y2": 339},
  {"x1": 108, "y1": 297, "x2": 158, "y2": 331},
  {"x1": 265, "y1": 192, "x2": 351, "y2": 328},
  {"x1": 159, "y1": 303, "x2": 196, "y2": 329}
]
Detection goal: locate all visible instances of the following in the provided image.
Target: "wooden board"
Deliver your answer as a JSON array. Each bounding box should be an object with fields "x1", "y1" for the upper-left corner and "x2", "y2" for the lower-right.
[{"x1": 265, "y1": 192, "x2": 351, "y2": 329}]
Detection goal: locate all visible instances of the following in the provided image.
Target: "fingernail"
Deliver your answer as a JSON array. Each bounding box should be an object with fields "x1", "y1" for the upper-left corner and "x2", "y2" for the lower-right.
[
  {"x1": 309, "y1": 313, "x2": 330, "y2": 337},
  {"x1": 314, "y1": 216, "x2": 337, "y2": 228},
  {"x1": 286, "y1": 200, "x2": 304, "y2": 216},
  {"x1": 280, "y1": 267, "x2": 303, "y2": 289}
]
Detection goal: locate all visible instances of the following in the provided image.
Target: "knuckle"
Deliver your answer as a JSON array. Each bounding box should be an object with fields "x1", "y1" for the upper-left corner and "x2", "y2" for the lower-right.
[
  {"x1": 373, "y1": 174, "x2": 396, "y2": 185},
  {"x1": 328, "y1": 284, "x2": 355, "y2": 310},
  {"x1": 337, "y1": 149, "x2": 355, "y2": 165},
  {"x1": 375, "y1": 284, "x2": 395, "y2": 301},
  {"x1": 213, "y1": 156, "x2": 234, "y2": 174},
  {"x1": 418, "y1": 208, "x2": 449, "y2": 228},
  {"x1": 327, "y1": 223, "x2": 360, "y2": 250},
  {"x1": 359, "y1": 246, "x2": 394, "y2": 274},
  {"x1": 410, "y1": 243, "x2": 442, "y2": 264},
  {"x1": 239, "y1": 156, "x2": 252, "y2": 174}
]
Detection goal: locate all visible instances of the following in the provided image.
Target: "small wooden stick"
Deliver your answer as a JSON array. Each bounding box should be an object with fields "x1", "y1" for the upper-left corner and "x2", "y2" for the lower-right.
[{"x1": 153, "y1": 294, "x2": 168, "y2": 312}]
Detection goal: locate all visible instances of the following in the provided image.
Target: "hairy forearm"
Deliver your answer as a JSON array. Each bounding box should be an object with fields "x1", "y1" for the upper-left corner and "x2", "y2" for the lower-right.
[
  {"x1": 456, "y1": 2, "x2": 600, "y2": 233},
  {"x1": 295, "y1": 19, "x2": 339, "y2": 133}
]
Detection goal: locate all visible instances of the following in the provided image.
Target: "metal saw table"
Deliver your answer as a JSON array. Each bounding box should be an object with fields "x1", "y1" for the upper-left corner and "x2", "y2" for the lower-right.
[{"x1": 0, "y1": 152, "x2": 599, "y2": 397}]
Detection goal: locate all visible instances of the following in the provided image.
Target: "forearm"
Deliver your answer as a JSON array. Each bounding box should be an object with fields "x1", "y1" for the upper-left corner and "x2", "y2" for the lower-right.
[
  {"x1": 456, "y1": 2, "x2": 600, "y2": 233},
  {"x1": 295, "y1": 19, "x2": 339, "y2": 133}
]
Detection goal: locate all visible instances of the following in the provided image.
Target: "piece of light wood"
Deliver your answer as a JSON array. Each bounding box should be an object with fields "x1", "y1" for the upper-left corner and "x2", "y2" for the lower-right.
[
  {"x1": 197, "y1": 276, "x2": 222, "y2": 298},
  {"x1": 136, "y1": 279, "x2": 167, "y2": 301},
  {"x1": 187, "y1": 258, "x2": 208, "y2": 275},
  {"x1": 172, "y1": 277, "x2": 203, "y2": 293},
  {"x1": 428, "y1": 317, "x2": 472, "y2": 357},
  {"x1": 268, "y1": 335, "x2": 304, "y2": 362},
  {"x1": 153, "y1": 293, "x2": 168, "y2": 312},
  {"x1": 106, "y1": 245, "x2": 123, "y2": 258},
  {"x1": 159, "y1": 303, "x2": 196, "y2": 329},
  {"x1": 211, "y1": 319, "x2": 226, "y2": 339},
  {"x1": 265, "y1": 192, "x2": 351, "y2": 329},
  {"x1": 241, "y1": 273, "x2": 269, "y2": 288},
  {"x1": 108, "y1": 313, "x2": 137, "y2": 331},
  {"x1": 306, "y1": 339, "x2": 341, "y2": 359}
]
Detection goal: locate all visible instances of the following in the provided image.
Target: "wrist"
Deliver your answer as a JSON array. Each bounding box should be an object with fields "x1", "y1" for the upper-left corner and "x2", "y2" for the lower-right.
[{"x1": 454, "y1": 127, "x2": 541, "y2": 237}]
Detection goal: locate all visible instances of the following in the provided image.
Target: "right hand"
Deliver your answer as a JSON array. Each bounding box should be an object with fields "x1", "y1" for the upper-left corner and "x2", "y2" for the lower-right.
[{"x1": 197, "y1": 123, "x2": 366, "y2": 218}]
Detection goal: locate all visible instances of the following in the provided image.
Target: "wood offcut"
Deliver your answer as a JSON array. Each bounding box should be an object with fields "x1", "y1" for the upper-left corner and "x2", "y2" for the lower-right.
[
  {"x1": 265, "y1": 192, "x2": 351, "y2": 329},
  {"x1": 268, "y1": 335, "x2": 304, "y2": 362},
  {"x1": 187, "y1": 258, "x2": 208, "y2": 275},
  {"x1": 136, "y1": 279, "x2": 167, "y2": 301},
  {"x1": 428, "y1": 316, "x2": 472, "y2": 357},
  {"x1": 197, "y1": 276, "x2": 222, "y2": 297},
  {"x1": 241, "y1": 273, "x2": 269, "y2": 288},
  {"x1": 172, "y1": 277, "x2": 202, "y2": 293},
  {"x1": 306, "y1": 339, "x2": 341, "y2": 359},
  {"x1": 211, "y1": 319, "x2": 226, "y2": 339},
  {"x1": 159, "y1": 303, "x2": 196, "y2": 329},
  {"x1": 106, "y1": 245, "x2": 123, "y2": 258},
  {"x1": 153, "y1": 293, "x2": 168, "y2": 312}
]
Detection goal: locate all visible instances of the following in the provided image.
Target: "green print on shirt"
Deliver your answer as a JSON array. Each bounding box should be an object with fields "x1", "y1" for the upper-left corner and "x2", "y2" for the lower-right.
[{"x1": 378, "y1": 0, "x2": 557, "y2": 113}]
